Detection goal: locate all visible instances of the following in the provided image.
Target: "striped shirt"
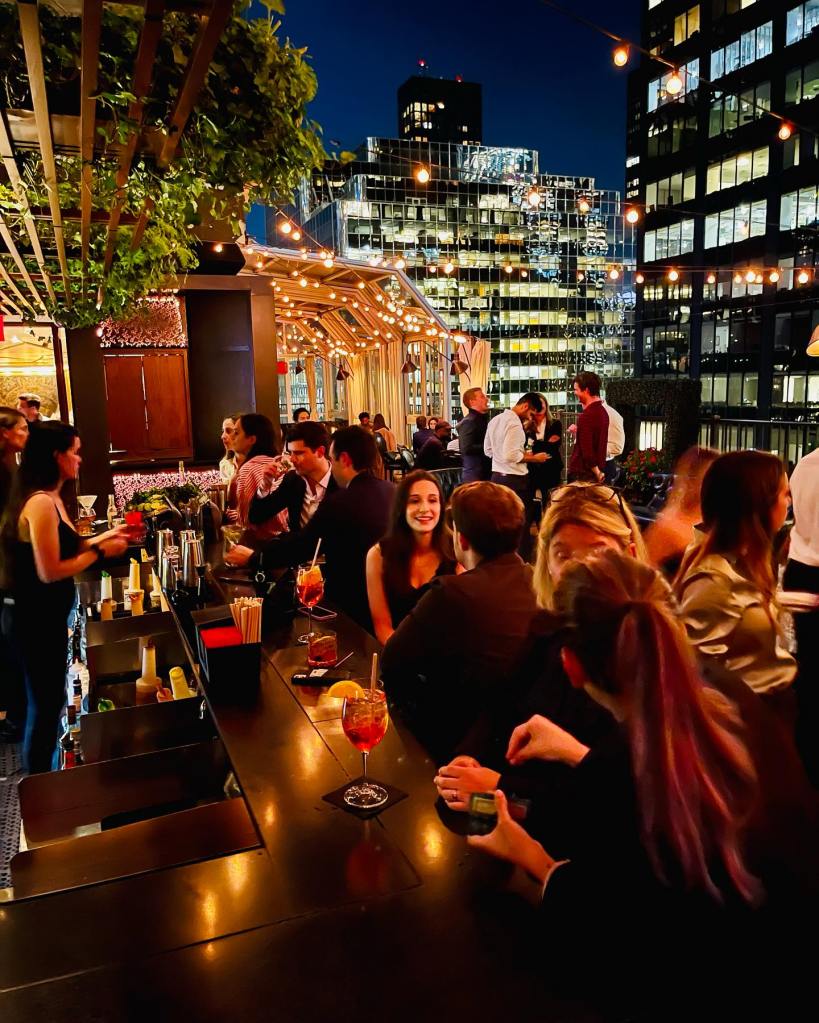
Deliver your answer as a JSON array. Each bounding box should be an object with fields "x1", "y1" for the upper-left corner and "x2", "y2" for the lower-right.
[{"x1": 235, "y1": 456, "x2": 288, "y2": 540}]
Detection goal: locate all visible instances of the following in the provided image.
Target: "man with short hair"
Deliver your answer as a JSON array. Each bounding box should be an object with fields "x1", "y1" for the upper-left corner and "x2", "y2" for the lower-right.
[
  {"x1": 457, "y1": 386, "x2": 492, "y2": 482},
  {"x1": 17, "y1": 394, "x2": 49, "y2": 423},
  {"x1": 292, "y1": 407, "x2": 311, "y2": 423},
  {"x1": 246, "y1": 421, "x2": 337, "y2": 532},
  {"x1": 484, "y1": 392, "x2": 548, "y2": 502},
  {"x1": 231, "y1": 426, "x2": 393, "y2": 630},
  {"x1": 358, "y1": 411, "x2": 372, "y2": 431},
  {"x1": 412, "y1": 414, "x2": 433, "y2": 455},
  {"x1": 382, "y1": 481, "x2": 538, "y2": 757},
  {"x1": 415, "y1": 420, "x2": 453, "y2": 470},
  {"x1": 567, "y1": 372, "x2": 608, "y2": 482}
]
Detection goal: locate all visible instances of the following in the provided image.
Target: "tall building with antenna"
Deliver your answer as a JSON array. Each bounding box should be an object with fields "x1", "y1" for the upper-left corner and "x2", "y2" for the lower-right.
[
  {"x1": 629, "y1": 0, "x2": 819, "y2": 453},
  {"x1": 292, "y1": 76, "x2": 636, "y2": 418}
]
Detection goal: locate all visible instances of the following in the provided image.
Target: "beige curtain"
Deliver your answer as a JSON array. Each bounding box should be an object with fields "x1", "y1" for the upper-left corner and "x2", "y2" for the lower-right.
[
  {"x1": 305, "y1": 356, "x2": 317, "y2": 418},
  {"x1": 343, "y1": 348, "x2": 409, "y2": 442},
  {"x1": 456, "y1": 338, "x2": 491, "y2": 413}
]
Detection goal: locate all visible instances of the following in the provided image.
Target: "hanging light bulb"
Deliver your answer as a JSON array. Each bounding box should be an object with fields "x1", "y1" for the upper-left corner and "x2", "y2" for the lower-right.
[
  {"x1": 613, "y1": 45, "x2": 629, "y2": 68},
  {"x1": 768, "y1": 269, "x2": 780, "y2": 284},
  {"x1": 213, "y1": 242, "x2": 224, "y2": 253},
  {"x1": 733, "y1": 272, "x2": 743, "y2": 285},
  {"x1": 395, "y1": 257, "x2": 406, "y2": 270},
  {"x1": 608, "y1": 268, "x2": 620, "y2": 281},
  {"x1": 625, "y1": 208, "x2": 640, "y2": 225},
  {"x1": 665, "y1": 70, "x2": 684, "y2": 96},
  {"x1": 754, "y1": 273, "x2": 764, "y2": 284},
  {"x1": 504, "y1": 264, "x2": 513, "y2": 274},
  {"x1": 745, "y1": 269, "x2": 757, "y2": 283},
  {"x1": 706, "y1": 272, "x2": 716, "y2": 285},
  {"x1": 357, "y1": 281, "x2": 366, "y2": 290},
  {"x1": 428, "y1": 265, "x2": 437, "y2": 273},
  {"x1": 667, "y1": 268, "x2": 679, "y2": 282},
  {"x1": 415, "y1": 166, "x2": 430, "y2": 184},
  {"x1": 527, "y1": 189, "x2": 541, "y2": 207},
  {"x1": 299, "y1": 277, "x2": 308, "y2": 288},
  {"x1": 778, "y1": 122, "x2": 793, "y2": 141},
  {"x1": 577, "y1": 197, "x2": 591, "y2": 214},
  {"x1": 323, "y1": 256, "x2": 334, "y2": 269},
  {"x1": 329, "y1": 291, "x2": 336, "y2": 299},
  {"x1": 521, "y1": 269, "x2": 529, "y2": 277},
  {"x1": 279, "y1": 221, "x2": 292, "y2": 235},
  {"x1": 292, "y1": 229, "x2": 302, "y2": 241},
  {"x1": 443, "y1": 261, "x2": 455, "y2": 274},
  {"x1": 635, "y1": 272, "x2": 645, "y2": 285},
  {"x1": 797, "y1": 268, "x2": 811, "y2": 284}
]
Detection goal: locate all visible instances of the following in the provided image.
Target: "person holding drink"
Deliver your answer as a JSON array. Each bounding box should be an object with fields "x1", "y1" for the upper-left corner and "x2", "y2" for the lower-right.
[{"x1": 0, "y1": 422, "x2": 129, "y2": 772}]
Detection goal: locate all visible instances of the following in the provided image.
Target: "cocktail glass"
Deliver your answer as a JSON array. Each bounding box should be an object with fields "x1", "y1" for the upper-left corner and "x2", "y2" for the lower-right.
[
  {"x1": 77, "y1": 494, "x2": 97, "y2": 536},
  {"x1": 341, "y1": 689, "x2": 389, "y2": 809},
  {"x1": 295, "y1": 561, "x2": 324, "y2": 645}
]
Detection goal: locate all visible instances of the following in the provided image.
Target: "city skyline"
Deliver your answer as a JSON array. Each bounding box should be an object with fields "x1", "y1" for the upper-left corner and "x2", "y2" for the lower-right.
[{"x1": 249, "y1": 0, "x2": 641, "y2": 193}]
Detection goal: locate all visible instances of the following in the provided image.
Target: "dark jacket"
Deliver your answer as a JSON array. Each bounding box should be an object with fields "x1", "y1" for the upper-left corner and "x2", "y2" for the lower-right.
[
  {"x1": 248, "y1": 469, "x2": 338, "y2": 531},
  {"x1": 568, "y1": 400, "x2": 608, "y2": 479},
  {"x1": 412, "y1": 428, "x2": 434, "y2": 455},
  {"x1": 527, "y1": 417, "x2": 563, "y2": 493},
  {"x1": 415, "y1": 435, "x2": 447, "y2": 470},
  {"x1": 457, "y1": 409, "x2": 491, "y2": 483},
  {"x1": 382, "y1": 552, "x2": 538, "y2": 757},
  {"x1": 256, "y1": 472, "x2": 393, "y2": 631}
]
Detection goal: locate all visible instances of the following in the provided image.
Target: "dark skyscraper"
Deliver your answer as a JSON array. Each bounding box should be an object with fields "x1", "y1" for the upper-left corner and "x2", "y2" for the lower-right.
[
  {"x1": 397, "y1": 74, "x2": 482, "y2": 145},
  {"x1": 628, "y1": 0, "x2": 819, "y2": 455}
]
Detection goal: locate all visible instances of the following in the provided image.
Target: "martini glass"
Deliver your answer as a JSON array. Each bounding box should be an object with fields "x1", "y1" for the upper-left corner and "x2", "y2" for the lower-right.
[{"x1": 77, "y1": 494, "x2": 97, "y2": 536}]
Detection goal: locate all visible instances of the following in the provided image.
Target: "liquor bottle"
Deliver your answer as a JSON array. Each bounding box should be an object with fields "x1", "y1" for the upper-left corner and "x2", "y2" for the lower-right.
[
  {"x1": 107, "y1": 494, "x2": 117, "y2": 528},
  {"x1": 72, "y1": 676, "x2": 83, "y2": 714},
  {"x1": 65, "y1": 704, "x2": 82, "y2": 761},
  {"x1": 60, "y1": 734, "x2": 76, "y2": 770},
  {"x1": 178, "y1": 459, "x2": 186, "y2": 482}
]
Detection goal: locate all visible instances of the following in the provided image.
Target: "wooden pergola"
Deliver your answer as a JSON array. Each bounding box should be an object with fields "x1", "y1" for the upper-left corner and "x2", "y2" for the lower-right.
[{"x1": 0, "y1": 0, "x2": 233, "y2": 320}]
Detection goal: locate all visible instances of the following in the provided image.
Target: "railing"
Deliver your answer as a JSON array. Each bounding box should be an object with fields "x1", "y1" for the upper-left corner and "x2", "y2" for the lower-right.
[{"x1": 635, "y1": 416, "x2": 819, "y2": 466}]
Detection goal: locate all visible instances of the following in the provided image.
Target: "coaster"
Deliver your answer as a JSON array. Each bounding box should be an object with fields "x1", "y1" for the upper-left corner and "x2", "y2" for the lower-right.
[{"x1": 322, "y1": 777, "x2": 408, "y2": 819}]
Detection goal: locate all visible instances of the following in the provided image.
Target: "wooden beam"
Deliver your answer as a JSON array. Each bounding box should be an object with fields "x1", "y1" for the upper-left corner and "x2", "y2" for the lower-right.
[
  {"x1": 156, "y1": 0, "x2": 233, "y2": 168},
  {"x1": 17, "y1": 0, "x2": 71, "y2": 305},
  {"x1": 0, "y1": 109, "x2": 56, "y2": 304},
  {"x1": 102, "y1": 0, "x2": 166, "y2": 273},
  {"x1": 0, "y1": 258, "x2": 37, "y2": 317},
  {"x1": 0, "y1": 212, "x2": 48, "y2": 314},
  {"x1": 79, "y1": 0, "x2": 102, "y2": 266}
]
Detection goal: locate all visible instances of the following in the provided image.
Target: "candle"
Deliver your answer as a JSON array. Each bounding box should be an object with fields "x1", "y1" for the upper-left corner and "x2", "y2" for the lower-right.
[
  {"x1": 100, "y1": 572, "x2": 112, "y2": 601},
  {"x1": 128, "y1": 558, "x2": 141, "y2": 592}
]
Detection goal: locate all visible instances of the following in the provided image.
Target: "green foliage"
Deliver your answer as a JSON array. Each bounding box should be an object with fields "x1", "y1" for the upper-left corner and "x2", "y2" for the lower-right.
[
  {"x1": 0, "y1": 1, "x2": 325, "y2": 327},
  {"x1": 621, "y1": 447, "x2": 670, "y2": 497},
  {"x1": 606, "y1": 378, "x2": 702, "y2": 463},
  {"x1": 127, "y1": 482, "x2": 203, "y2": 514}
]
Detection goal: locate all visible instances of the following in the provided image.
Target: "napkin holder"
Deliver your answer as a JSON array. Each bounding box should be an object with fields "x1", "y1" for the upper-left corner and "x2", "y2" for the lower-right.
[{"x1": 193, "y1": 606, "x2": 261, "y2": 702}]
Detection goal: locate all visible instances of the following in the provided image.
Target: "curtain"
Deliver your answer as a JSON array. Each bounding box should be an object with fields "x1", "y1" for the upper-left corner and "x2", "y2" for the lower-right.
[
  {"x1": 456, "y1": 338, "x2": 490, "y2": 414},
  {"x1": 305, "y1": 356, "x2": 317, "y2": 418}
]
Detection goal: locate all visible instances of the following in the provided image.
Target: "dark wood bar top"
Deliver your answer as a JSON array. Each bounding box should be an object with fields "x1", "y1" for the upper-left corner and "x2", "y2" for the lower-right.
[{"x1": 0, "y1": 569, "x2": 599, "y2": 1021}]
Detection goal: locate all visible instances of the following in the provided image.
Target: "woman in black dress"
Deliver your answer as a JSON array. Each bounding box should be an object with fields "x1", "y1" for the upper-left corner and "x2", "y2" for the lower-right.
[
  {"x1": 366, "y1": 470, "x2": 456, "y2": 644},
  {"x1": 0, "y1": 406, "x2": 28, "y2": 742},
  {"x1": 0, "y1": 422, "x2": 128, "y2": 772}
]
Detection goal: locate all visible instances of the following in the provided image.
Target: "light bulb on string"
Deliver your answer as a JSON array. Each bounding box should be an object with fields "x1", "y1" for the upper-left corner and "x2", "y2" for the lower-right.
[
  {"x1": 797, "y1": 269, "x2": 811, "y2": 284},
  {"x1": 745, "y1": 269, "x2": 757, "y2": 283},
  {"x1": 428, "y1": 265, "x2": 437, "y2": 273},
  {"x1": 299, "y1": 278, "x2": 307, "y2": 288},
  {"x1": 577, "y1": 197, "x2": 591, "y2": 214},
  {"x1": 521, "y1": 269, "x2": 529, "y2": 277},
  {"x1": 706, "y1": 272, "x2": 716, "y2": 285},
  {"x1": 635, "y1": 272, "x2": 645, "y2": 285},
  {"x1": 778, "y1": 123, "x2": 793, "y2": 141},
  {"x1": 415, "y1": 166, "x2": 430, "y2": 184},
  {"x1": 625, "y1": 208, "x2": 640, "y2": 225},
  {"x1": 768, "y1": 269, "x2": 780, "y2": 284},
  {"x1": 733, "y1": 272, "x2": 743, "y2": 285},
  {"x1": 443, "y1": 261, "x2": 455, "y2": 274},
  {"x1": 608, "y1": 268, "x2": 620, "y2": 281},
  {"x1": 665, "y1": 70, "x2": 683, "y2": 96},
  {"x1": 527, "y1": 189, "x2": 541, "y2": 207},
  {"x1": 278, "y1": 221, "x2": 292, "y2": 235},
  {"x1": 754, "y1": 273, "x2": 764, "y2": 285},
  {"x1": 357, "y1": 281, "x2": 366, "y2": 290},
  {"x1": 504, "y1": 264, "x2": 513, "y2": 274},
  {"x1": 667, "y1": 268, "x2": 679, "y2": 282},
  {"x1": 292, "y1": 230, "x2": 302, "y2": 241},
  {"x1": 213, "y1": 242, "x2": 224, "y2": 253},
  {"x1": 395, "y1": 257, "x2": 406, "y2": 270},
  {"x1": 613, "y1": 45, "x2": 629, "y2": 68}
]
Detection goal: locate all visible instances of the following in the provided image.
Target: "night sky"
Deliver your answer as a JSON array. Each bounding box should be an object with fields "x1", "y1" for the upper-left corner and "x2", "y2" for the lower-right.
[{"x1": 250, "y1": 0, "x2": 641, "y2": 193}]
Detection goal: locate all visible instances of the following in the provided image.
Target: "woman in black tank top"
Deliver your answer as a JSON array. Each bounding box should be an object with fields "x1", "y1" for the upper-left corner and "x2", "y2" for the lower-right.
[{"x1": 0, "y1": 422, "x2": 128, "y2": 773}]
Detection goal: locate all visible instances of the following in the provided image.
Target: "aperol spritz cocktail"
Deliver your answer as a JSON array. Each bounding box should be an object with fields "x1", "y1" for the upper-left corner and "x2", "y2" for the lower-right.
[
  {"x1": 296, "y1": 562, "x2": 324, "y2": 645},
  {"x1": 341, "y1": 689, "x2": 389, "y2": 808}
]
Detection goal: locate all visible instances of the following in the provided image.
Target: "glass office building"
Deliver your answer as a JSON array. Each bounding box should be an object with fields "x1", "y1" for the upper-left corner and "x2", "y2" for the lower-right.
[
  {"x1": 294, "y1": 137, "x2": 635, "y2": 415},
  {"x1": 629, "y1": 0, "x2": 819, "y2": 423}
]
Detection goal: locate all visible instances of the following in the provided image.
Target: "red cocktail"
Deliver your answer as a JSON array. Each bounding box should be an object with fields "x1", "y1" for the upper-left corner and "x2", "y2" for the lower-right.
[
  {"x1": 341, "y1": 689, "x2": 389, "y2": 808},
  {"x1": 296, "y1": 562, "x2": 324, "y2": 645}
]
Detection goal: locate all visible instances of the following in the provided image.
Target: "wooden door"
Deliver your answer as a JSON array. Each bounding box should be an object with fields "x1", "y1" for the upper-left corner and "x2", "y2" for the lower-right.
[
  {"x1": 104, "y1": 355, "x2": 147, "y2": 456},
  {"x1": 142, "y1": 351, "x2": 192, "y2": 455}
]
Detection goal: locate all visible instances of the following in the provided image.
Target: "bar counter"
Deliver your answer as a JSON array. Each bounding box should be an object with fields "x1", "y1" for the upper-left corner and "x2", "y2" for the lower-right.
[{"x1": 0, "y1": 565, "x2": 597, "y2": 1021}]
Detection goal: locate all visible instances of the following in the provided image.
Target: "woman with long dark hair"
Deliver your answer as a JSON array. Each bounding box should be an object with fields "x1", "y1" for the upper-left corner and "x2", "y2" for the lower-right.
[
  {"x1": 674, "y1": 451, "x2": 796, "y2": 706},
  {"x1": 465, "y1": 551, "x2": 818, "y2": 1011},
  {"x1": 0, "y1": 406, "x2": 29, "y2": 742},
  {"x1": 366, "y1": 470, "x2": 456, "y2": 644},
  {"x1": 228, "y1": 413, "x2": 286, "y2": 541},
  {"x1": 0, "y1": 422, "x2": 128, "y2": 772}
]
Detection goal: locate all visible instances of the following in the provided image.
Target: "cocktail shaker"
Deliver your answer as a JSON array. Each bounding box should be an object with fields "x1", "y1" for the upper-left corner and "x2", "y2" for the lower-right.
[
  {"x1": 156, "y1": 529, "x2": 175, "y2": 568},
  {"x1": 181, "y1": 538, "x2": 204, "y2": 588}
]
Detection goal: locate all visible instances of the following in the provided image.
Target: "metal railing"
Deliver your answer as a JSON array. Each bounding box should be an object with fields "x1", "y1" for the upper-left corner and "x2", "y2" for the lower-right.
[{"x1": 634, "y1": 416, "x2": 819, "y2": 466}]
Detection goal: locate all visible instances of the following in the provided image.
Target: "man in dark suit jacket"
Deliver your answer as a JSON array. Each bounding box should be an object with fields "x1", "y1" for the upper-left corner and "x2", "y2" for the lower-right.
[
  {"x1": 237, "y1": 426, "x2": 394, "y2": 631},
  {"x1": 412, "y1": 415, "x2": 434, "y2": 456},
  {"x1": 415, "y1": 421, "x2": 453, "y2": 470},
  {"x1": 457, "y1": 386, "x2": 492, "y2": 482},
  {"x1": 248, "y1": 421, "x2": 338, "y2": 532},
  {"x1": 382, "y1": 481, "x2": 538, "y2": 758}
]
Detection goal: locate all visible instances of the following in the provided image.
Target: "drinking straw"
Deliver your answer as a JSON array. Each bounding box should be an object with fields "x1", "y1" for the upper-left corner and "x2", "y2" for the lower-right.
[
  {"x1": 310, "y1": 537, "x2": 322, "y2": 570},
  {"x1": 369, "y1": 652, "x2": 378, "y2": 693}
]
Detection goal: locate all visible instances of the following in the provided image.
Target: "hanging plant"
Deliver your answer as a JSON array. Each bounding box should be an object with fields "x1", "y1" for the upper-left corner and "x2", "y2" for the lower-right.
[{"x1": 0, "y1": 0, "x2": 325, "y2": 328}]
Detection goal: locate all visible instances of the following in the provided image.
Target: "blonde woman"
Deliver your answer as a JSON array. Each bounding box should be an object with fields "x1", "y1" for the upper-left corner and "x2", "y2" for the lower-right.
[{"x1": 436, "y1": 482, "x2": 645, "y2": 805}]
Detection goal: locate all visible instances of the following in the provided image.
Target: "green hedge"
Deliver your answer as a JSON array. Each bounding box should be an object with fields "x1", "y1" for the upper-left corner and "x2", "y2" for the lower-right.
[{"x1": 606, "y1": 378, "x2": 702, "y2": 463}]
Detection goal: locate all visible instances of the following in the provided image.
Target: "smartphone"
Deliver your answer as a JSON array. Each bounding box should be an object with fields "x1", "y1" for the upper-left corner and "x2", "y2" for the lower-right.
[
  {"x1": 468, "y1": 792, "x2": 531, "y2": 822},
  {"x1": 308, "y1": 605, "x2": 337, "y2": 621},
  {"x1": 291, "y1": 668, "x2": 354, "y2": 686}
]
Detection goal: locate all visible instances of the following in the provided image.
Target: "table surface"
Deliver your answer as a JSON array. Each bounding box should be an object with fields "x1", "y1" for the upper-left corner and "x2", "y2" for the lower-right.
[{"x1": 0, "y1": 566, "x2": 602, "y2": 1021}]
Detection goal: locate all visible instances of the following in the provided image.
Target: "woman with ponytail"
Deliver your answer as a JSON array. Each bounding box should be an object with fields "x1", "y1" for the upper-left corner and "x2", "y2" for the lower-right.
[
  {"x1": 674, "y1": 451, "x2": 796, "y2": 711},
  {"x1": 465, "y1": 551, "x2": 818, "y2": 1011}
]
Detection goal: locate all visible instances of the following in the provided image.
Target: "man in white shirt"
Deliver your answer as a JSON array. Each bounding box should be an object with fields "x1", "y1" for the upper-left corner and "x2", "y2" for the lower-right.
[
  {"x1": 602, "y1": 399, "x2": 625, "y2": 483},
  {"x1": 783, "y1": 447, "x2": 819, "y2": 781},
  {"x1": 484, "y1": 392, "x2": 549, "y2": 558}
]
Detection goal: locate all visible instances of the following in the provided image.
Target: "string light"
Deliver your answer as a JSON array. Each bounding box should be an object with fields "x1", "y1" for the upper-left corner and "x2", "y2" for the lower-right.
[
  {"x1": 665, "y1": 70, "x2": 683, "y2": 96},
  {"x1": 577, "y1": 197, "x2": 591, "y2": 214},
  {"x1": 797, "y1": 269, "x2": 811, "y2": 284},
  {"x1": 667, "y1": 268, "x2": 679, "y2": 282},
  {"x1": 613, "y1": 45, "x2": 629, "y2": 67},
  {"x1": 625, "y1": 208, "x2": 640, "y2": 225},
  {"x1": 706, "y1": 272, "x2": 716, "y2": 285},
  {"x1": 213, "y1": 242, "x2": 224, "y2": 253},
  {"x1": 504, "y1": 264, "x2": 513, "y2": 274},
  {"x1": 299, "y1": 277, "x2": 307, "y2": 288},
  {"x1": 357, "y1": 281, "x2": 365, "y2": 289},
  {"x1": 768, "y1": 269, "x2": 780, "y2": 283},
  {"x1": 415, "y1": 166, "x2": 430, "y2": 184},
  {"x1": 778, "y1": 123, "x2": 793, "y2": 141},
  {"x1": 323, "y1": 257, "x2": 334, "y2": 268},
  {"x1": 395, "y1": 257, "x2": 406, "y2": 270},
  {"x1": 278, "y1": 221, "x2": 292, "y2": 235},
  {"x1": 291, "y1": 230, "x2": 302, "y2": 241},
  {"x1": 635, "y1": 272, "x2": 645, "y2": 285},
  {"x1": 443, "y1": 261, "x2": 455, "y2": 274},
  {"x1": 608, "y1": 268, "x2": 620, "y2": 281},
  {"x1": 521, "y1": 269, "x2": 529, "y2": 277},
  {"x1": 733, "y1": 272, "x2": 743, "y2": 284},
  {"x1": 527, "y1": 189, "x2": 541, "y2": 206},
  {"x1": 745, "y1": 269, "x2": 757, "y2": 283}
]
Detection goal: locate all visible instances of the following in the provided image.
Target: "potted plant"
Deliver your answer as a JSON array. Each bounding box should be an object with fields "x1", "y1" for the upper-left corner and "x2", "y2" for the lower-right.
[{"x1": 621, "y1": 447, "x2": 670, "y2": 505}]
